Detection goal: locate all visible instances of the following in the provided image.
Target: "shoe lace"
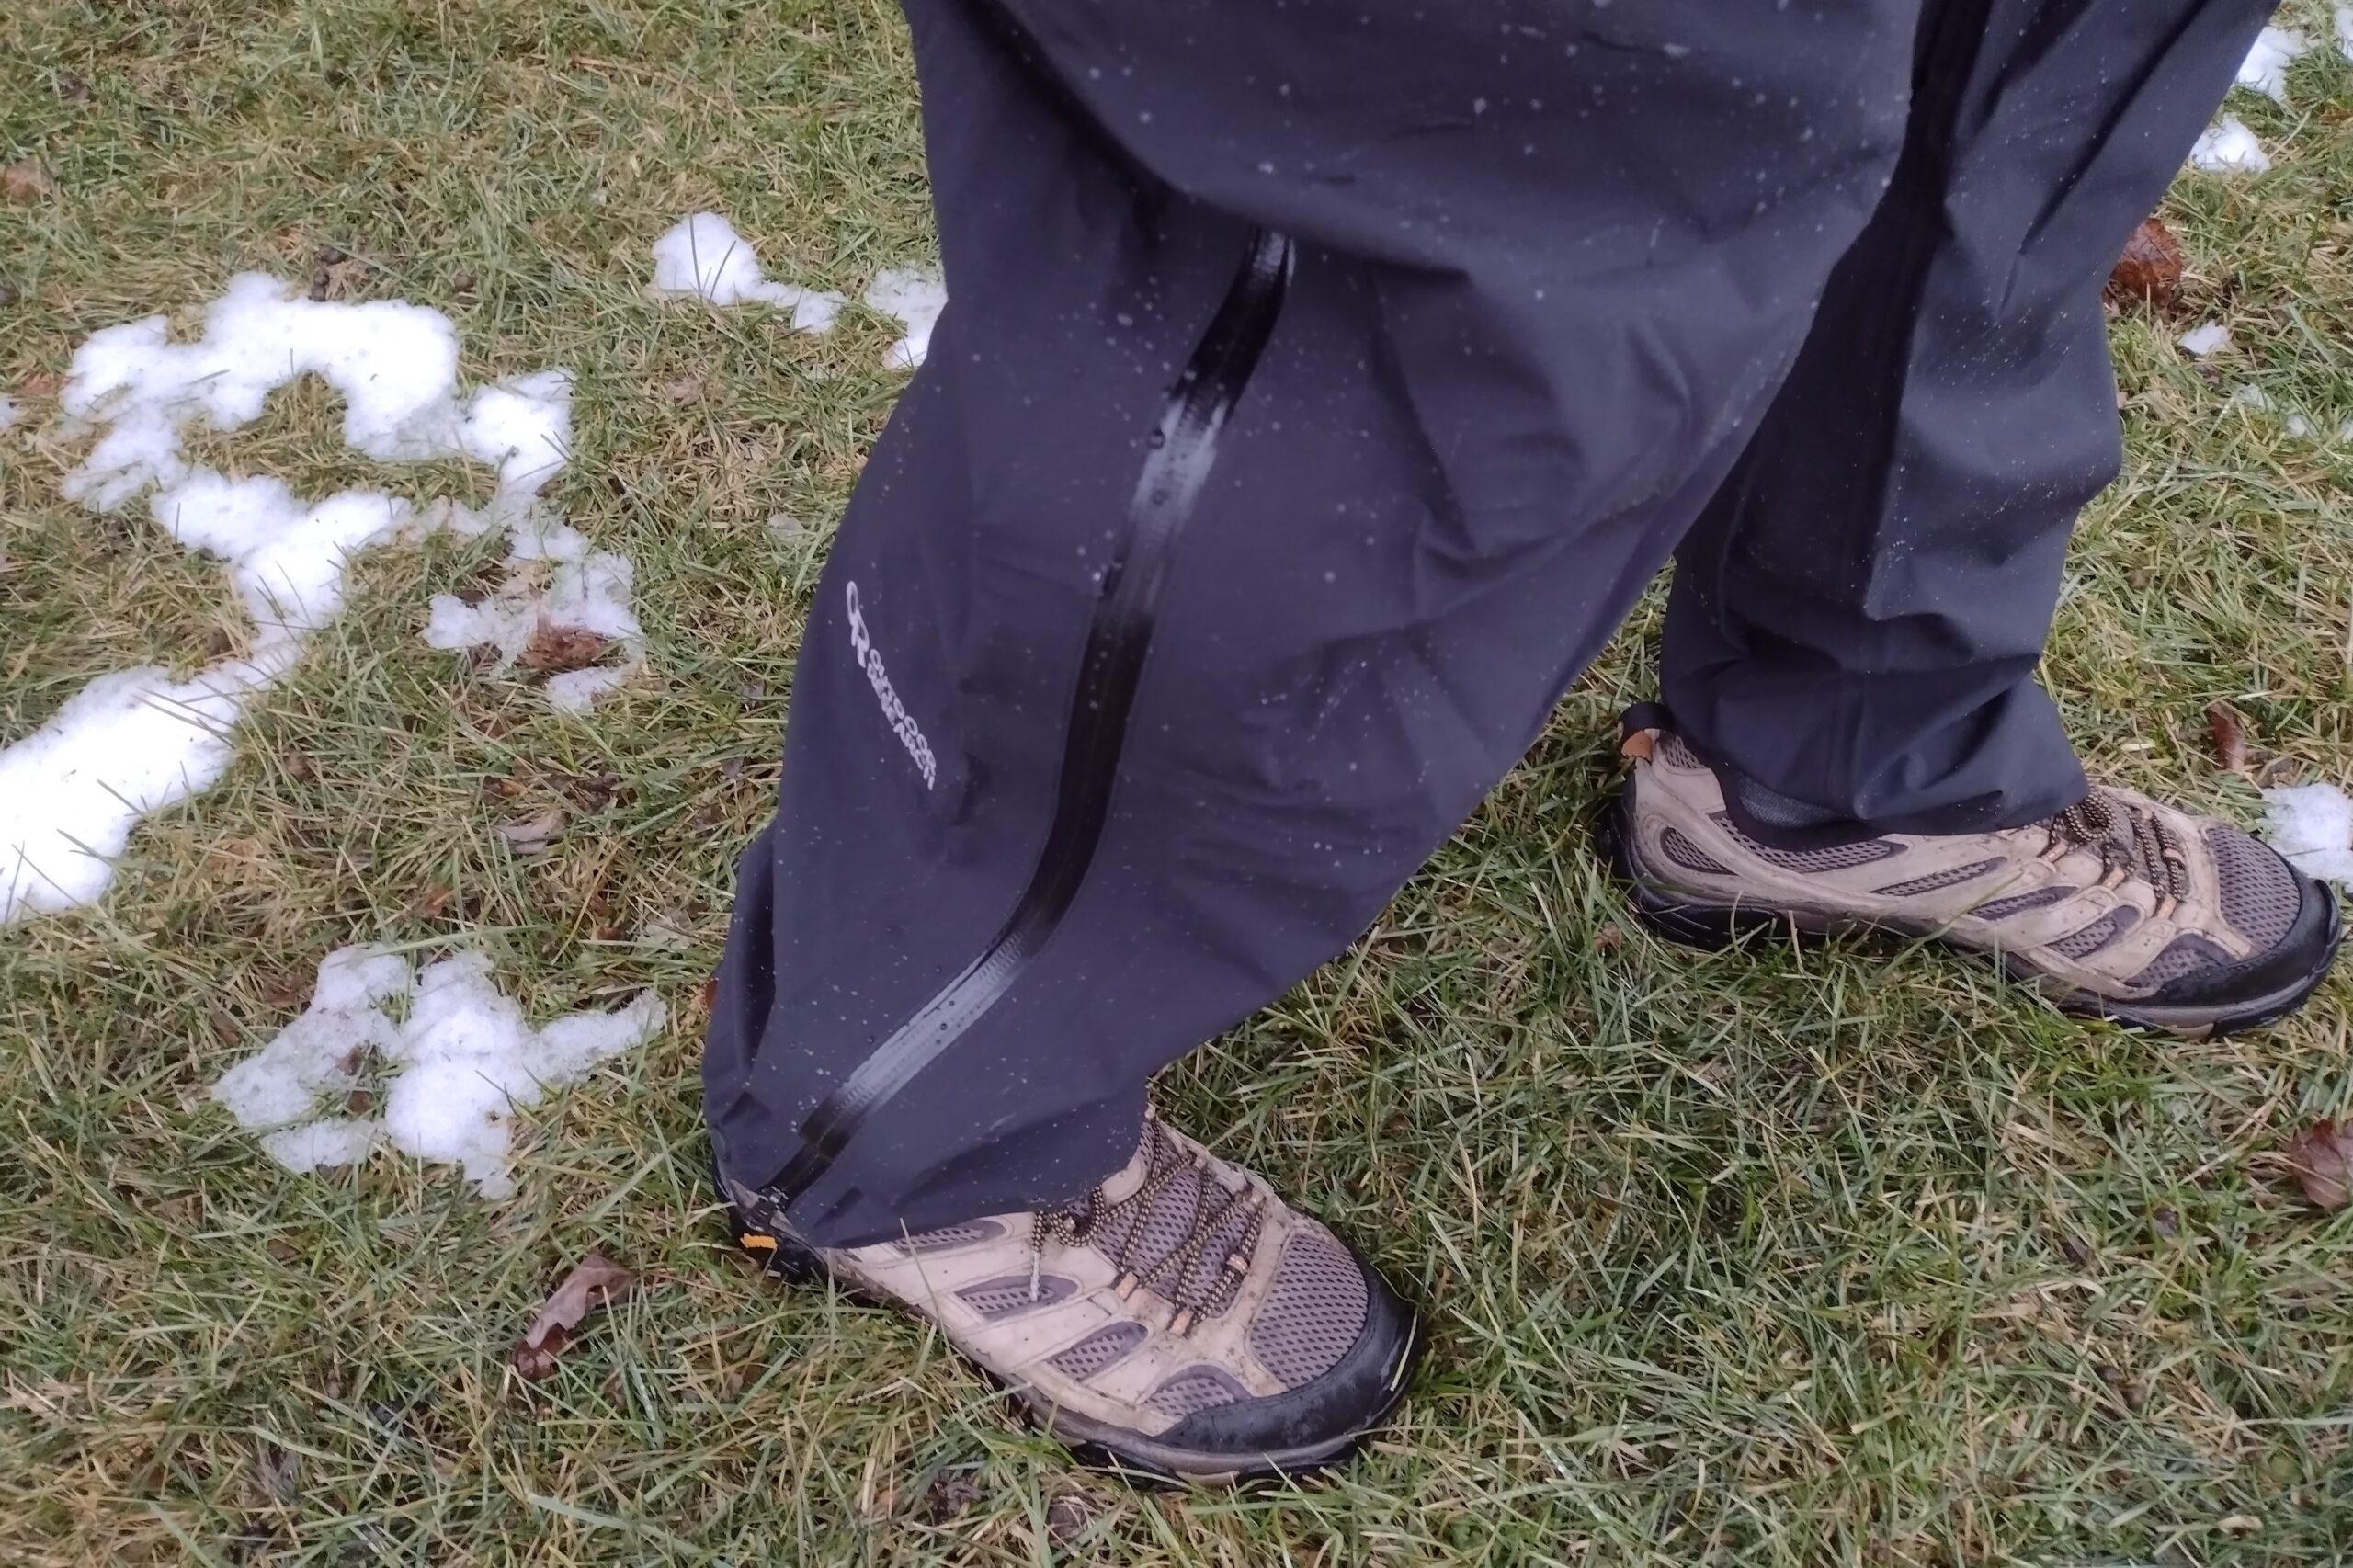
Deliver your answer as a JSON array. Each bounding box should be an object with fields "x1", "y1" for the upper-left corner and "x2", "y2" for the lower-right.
[
  {"x1": 1027, "y1": 1118, "x2": 1265, "y2": 1329},
  {"x1": 2042, "y1": 789, "x2": 2190, "y2": 908}
]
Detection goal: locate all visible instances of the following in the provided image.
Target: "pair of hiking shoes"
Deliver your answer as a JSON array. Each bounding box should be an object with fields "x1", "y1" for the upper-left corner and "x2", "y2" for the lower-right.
[{"x1": 715, "y1": 711, "x2": 2340, "y2": 1483}]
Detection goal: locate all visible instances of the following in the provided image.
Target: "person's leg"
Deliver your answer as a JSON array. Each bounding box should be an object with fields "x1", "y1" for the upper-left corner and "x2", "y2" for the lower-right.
[
  {"x1": 704, "y1": 0, "x2": 1915, "y2": 1476},
  {"x1": 1660, "y1": 0, "x2": 2272, "y2": 834},
  {"x1": 1620, "y1": 0, "x2": 2337, "y2": 1036},
  {"x1": 708, "y1": 0, "x2": 1915, "y2": 1246}
]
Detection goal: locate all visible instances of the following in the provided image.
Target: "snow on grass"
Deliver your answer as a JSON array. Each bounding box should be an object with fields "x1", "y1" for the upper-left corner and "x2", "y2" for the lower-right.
[
  {"x1": 648, "y1": 212, "x2": 845, "y2": 332},
  {"x1": 1, "y1": 276, "x2": 602, "y2": 924},
  {"x1": 0, "y1": 395, "x2": 18, "y2": 431},
  {"x1": 2234, "y1": 26, "x2": 2309, "y2": 104},
  {"x1": 214, "y1": 945, "x2": 665, "y2": 1198},
  {"x1": 423, "y1": 514, "x2": 645, "y2": 711},
  {"x1": 2189, "y1": 117, "x2": 2271, "y2": 175},
  {"x1": 865, "y1": 267, "x2": 947, "y2": 369},
  {"x1": 2339, "y1": 4, "x2": 2352, "y2": 61},
  {"x1": 2178, "y1": 322, "x2": 2232, "y2": 358},
  {"x1": 0, "y1": 661, "x2": 269, "y2": 921},
  {"x1": 2264, "y1": 784, "x2": 2353, "y2": 887}
]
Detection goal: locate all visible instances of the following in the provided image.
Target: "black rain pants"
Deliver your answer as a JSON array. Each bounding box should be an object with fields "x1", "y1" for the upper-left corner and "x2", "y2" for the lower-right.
[{"x1": 707, "y1": 0, "x2": 2273, "y2": 1244}]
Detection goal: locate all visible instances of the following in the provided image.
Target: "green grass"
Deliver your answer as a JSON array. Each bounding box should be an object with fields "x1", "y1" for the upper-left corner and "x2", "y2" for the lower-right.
[{"x1": 4, "y1": 3, "x2": 2352, "y2": 1562}]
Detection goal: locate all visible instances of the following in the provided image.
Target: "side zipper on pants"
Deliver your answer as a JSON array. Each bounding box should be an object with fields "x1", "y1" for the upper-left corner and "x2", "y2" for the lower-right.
[{"x1": 764, "y1": 228, "x2": 1297, "y2": 1221}]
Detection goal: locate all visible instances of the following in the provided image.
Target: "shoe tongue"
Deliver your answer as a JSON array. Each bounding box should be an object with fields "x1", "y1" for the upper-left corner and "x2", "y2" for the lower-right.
[
  {"x1": 1086, "y1": 1126, "x2": 1258, "y2": 1309},
  {"x1": 1095, "y1": 1122, "x2": 1160, "y2": 1206}
]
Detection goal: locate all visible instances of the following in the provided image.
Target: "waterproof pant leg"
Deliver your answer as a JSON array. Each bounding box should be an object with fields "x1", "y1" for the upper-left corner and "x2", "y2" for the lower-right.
[
  {"x1": 1660, "y1": 0, "x2": 2275, "y2": 835},
  {"x1": 705, "y1": 0, "x2": 1918, "y2": 1245}
]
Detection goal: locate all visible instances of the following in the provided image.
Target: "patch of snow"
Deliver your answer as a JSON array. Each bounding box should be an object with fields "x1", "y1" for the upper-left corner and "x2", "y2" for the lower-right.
[
  {"x1": 2264, "y1": 784, "x2": 2353, "y2": 887},
  {"x1": 0, "y1": 396, "x2": 17, "y2": 431},
  {"x1": 2229, "y1": 384, "x2": 2272, "y2": 412},
  {"x1": 2339, "y1": 4, "x2": 2353, "y2": 62},
  {"x1": 2189, "y1": 117, "x2": 2271, "y2": 175},
  {"x1": 2286, "y1": 413, "x2": 2314, "y2": 438},
  {"x1": 0, "y1": 660, "x2": 276, "y2": 922},
  {"x1": 423, "y1": 515, "x2": 644, "y2": 708},
  {"x1": 214, "y1": 945, "x2": 666, "y2": 1198},
  {"x1": 152, "y1": 475, "x2": 415, "y2": 652},
  {"x1": 648, "y1": 212, "x2": 845, "y2": 333},
  {"x1": 2235, "y1": 26, "x2": 2308, "y2": 104},
  {"x1": 866, "y1": 268, "x2": 948, "y2": 369},
  {"x1": 2178, "y1": 322, "x2": 2232, "y2": 358},
  {"x1": 3, "y1": 274, "x2": 603, "y2": 925}
]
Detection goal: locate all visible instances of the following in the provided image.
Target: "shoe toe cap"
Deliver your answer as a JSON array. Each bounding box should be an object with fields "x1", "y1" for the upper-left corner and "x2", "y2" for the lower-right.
[{"x1": 1152, "y1": 1247, "x2": 1417, "y2": 1460}]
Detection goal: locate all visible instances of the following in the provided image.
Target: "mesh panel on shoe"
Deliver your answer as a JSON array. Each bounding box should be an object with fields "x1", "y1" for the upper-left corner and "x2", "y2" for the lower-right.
[
  {"x1": 1248, "y1": 1228, "x2": 1369, "y2": 1388},
  {"x1": 1713, "y1": 815, "x2": 1905, "y2": 873},
  {"x1": 1044, "y1": 1322, "x2": 1147, "y2": 1381},
  {"x1": 2207, "y1": 824, "x2": 2301, "y2": 949},
  {"x1": 1972, "y1": 886, "x2": 2078, "y2": 921},
  {"x1": 1659, "y1": 828, "x2": 1733, "y2": 877},
  {"x1": 1145, "y1": 1366, "x2": 1252, "y2": 1418},
  {"x1": 1871, "y1": 858, "x2": 2005, "y2": 897},
  {"x1": 1656, "y1": 733, "x2": 1706, "y2": 770},
  {"x1": 2047, "y1": 905, "x2": 2140, "y2": 959},
  {"x1": 1086, "y1": 1156, "x2": 1259, "y2": 1316},
  {"x1": 894, "y1": 1220, "x2": 1006, "y2": 1254},
  {"x1": 956, "y1": 1274, "x2": 1076, "y2": 1318},
  {"x1": 2132, "y1": 933, "x2": 2236, "y2": 990}
]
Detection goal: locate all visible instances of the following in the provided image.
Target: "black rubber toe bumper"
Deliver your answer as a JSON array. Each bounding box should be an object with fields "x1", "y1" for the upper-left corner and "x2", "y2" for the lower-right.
[
  {"x1": 2134, "y1": 859, "x2": 2341, "y2": 1024},
  {"x1": 1150, "y1": 1248, "x2": 1419, "y2": 1466}
]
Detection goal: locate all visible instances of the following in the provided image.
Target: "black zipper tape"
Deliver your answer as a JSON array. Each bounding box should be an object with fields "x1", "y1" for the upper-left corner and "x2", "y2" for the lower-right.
[{"x1": 767, "y1": 229, "x2": 1296, "y2": 1215}]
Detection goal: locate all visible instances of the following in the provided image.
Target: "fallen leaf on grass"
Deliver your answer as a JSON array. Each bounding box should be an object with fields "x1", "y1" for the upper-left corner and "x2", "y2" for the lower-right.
[
  {"x1": 2285, "y1": 1119, "x2": 2353, "y2": 1210},
  {"x1": 510, "y1": 1252, "x2": 636, "y2": 1381},
  {"x1": 2207, "y1": 701, "x2": 2249, "y2": 774},
  {"x1": 917, "y1": 1467, "x2": 984, "y2": 1523},
  {"x1": 17, "y1": 370, "x2": 63, "y2": 399},
  {"x1": 665, "y1": 373, "x2": 710, "y2": 404},
  {"x1": 2105, "y1": 216, "x2": 2183, "y2": 310},
  {"x1": 496, "y1": 808, "x2": 566, "y2": 854},
  {"x1": 516, "y1": 621, "x2": 613, "y2": 675},
  {"x1": 308, "y1": 246, "x2": 373, "y2": 302},
  {"x1": 2, "y1": 160, "x2": 52, "y2": 203}
]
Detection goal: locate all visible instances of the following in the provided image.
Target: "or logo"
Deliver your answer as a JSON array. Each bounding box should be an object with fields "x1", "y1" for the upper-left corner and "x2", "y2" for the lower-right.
[{"x1": 845, "y1": 581, "x2": 937, "y2": 790}]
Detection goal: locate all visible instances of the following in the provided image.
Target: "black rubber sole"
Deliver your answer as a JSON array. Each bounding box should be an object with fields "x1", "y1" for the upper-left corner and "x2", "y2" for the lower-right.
[
  {"x1": 711, "y1": 1163, "x2": 1418, "y2": 1486},
  {"x1": 1597, "y1": 790, "x2": 2342, "y2": 1041}
]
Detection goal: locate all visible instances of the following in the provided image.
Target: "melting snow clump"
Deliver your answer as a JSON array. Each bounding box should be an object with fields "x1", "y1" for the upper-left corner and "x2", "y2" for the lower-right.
[
  {"x1": 214, "y1": 945, "x2": 666, "y2": 1198},
  {"x1": 2177, "y1": 322, "x2": 2231, "y2": 358},
  {"x1": 424, "y1": 515, "x2": 645, "y2": 710},
  {"x1": 649, "y1": 212, "x2": 845, "y2": 333},
  {"x1": 1, "y1": 274, "x2": 615, "y2": 924},
  {"x1": 2339, "y1": 5, "x2": 2352, "y2": 62},
  {"x1": 866, "y1": 268, "x2": 948, "y2": 369},
  {"x1": 0, "y1": 396, "x2": 18, "y2": 431},
  {"x1": 0, "y1": 665, "x2": 263, "y2": 921},
  {"x1": 2189, "y1": 118, "x2": 2270, "y2": 175},
  {"x1": 2234, "y1": 26, "x2": 2308, "y2": 103},
  {"x1": 2264, "y1": 784, "x2": 2353, "y2": 887}
]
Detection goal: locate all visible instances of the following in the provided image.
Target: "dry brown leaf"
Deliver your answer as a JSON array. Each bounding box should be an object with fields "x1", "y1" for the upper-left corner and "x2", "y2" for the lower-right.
[
  {"x1": 2105, "y1": 216, "x2": 2184, "y2": 310},
  {"x1": 308, "y1": 246, "x2": 372, "y2": 302},
  {"x1": 516, "y1": 621, "x2": 612, "y2": 675},
  {"x1": 495, "y1": 807, "x2": 566, "y2": 854},
  {"x1": 2207, "y1": 701, "x2": 2249, "y2": 774},
  {"x1": 1, "y1": 160, "x2": 52, "y2": 203},
  {"x1": 2285, "y1": 1119, "x2": 2353, "y2": 1210},
  {"x1": 665, "y1": 373, "x2": 709, "y2": 404},
  {"x1": 18, "y1": 370, "x2": 63, "y2": 400},
  {"x1": 510, "y1": 1252, "x2": 636, "y2": 1381}
]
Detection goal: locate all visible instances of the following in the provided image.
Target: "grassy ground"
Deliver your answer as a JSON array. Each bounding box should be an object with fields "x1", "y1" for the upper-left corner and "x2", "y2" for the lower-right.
[{"x1": 4, "y1": 3, "x2": 2351, "y2": 1562}]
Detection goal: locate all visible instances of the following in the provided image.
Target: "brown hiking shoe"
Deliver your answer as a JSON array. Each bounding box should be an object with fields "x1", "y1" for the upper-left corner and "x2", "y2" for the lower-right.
[
  {"x1": 715, "y1": 1111, "x2": 1417, "y2": 1483},
  {"x1": 1607, "y1": 710, "x2": 2339, "y2": 1038}
]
